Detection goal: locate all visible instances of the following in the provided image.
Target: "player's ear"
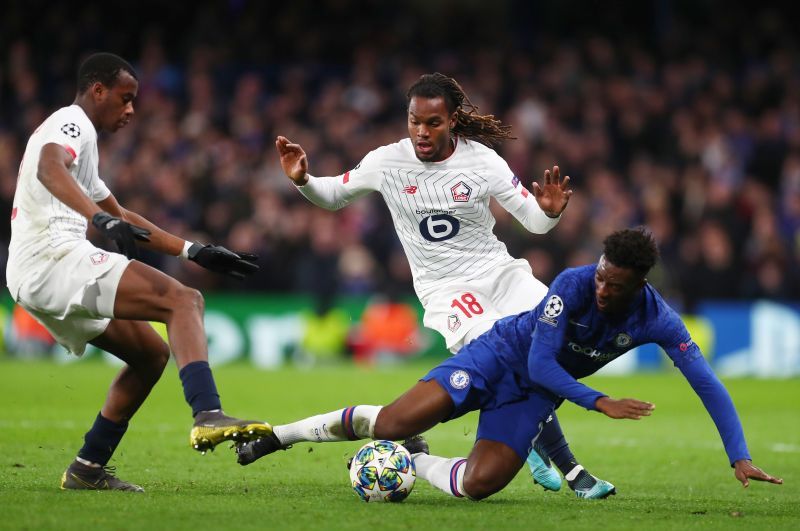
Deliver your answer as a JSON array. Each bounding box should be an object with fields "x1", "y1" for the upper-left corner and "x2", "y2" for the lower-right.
[
  {"x1": 449, "y1": 111, "x2": 457, "y2": 129},
  {"x1": 91, "y1": 81, "x2": 107, "y2": 101}
]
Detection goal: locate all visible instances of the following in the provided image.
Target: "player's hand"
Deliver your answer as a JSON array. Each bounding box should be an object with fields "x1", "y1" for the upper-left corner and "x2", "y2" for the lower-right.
[
  {"x1": 187, "y1": 243, "x2": 259, "y2": 280},
  {"x1": 91, "y1": 211, "x2": 151, "y2": 260},
  {"x1": 532, "y1": 165, "x2": 572, "y2": 218},
  {"x1": 276, "y1": 136, "x2": 309, "y2": 186},
  {"x1": 595, "y1": 396, "x2": 655, "y2": 420},
  {"x1": 733, "y1": 459, "x2": 783, "y2": 488}
]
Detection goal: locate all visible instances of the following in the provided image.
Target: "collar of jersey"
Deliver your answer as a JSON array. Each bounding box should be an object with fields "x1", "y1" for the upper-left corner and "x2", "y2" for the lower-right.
[{"x1": 419, "y1": 135, "x2": 460, "y2": 165}]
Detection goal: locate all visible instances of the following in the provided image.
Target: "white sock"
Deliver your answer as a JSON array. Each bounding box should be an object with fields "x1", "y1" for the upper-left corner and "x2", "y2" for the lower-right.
[
  {"x1": 75, "y1": 456, "x2": 101, "y2": 468},
  {"x1": 273, "y1": 405, "x2": 382, "y2": 445},
  {"x1": 414, "y1": 454, "x2": 469, "y2": 498},
  {"x1": 565, "y1": 465, "x2": 584, "y2": 482}
]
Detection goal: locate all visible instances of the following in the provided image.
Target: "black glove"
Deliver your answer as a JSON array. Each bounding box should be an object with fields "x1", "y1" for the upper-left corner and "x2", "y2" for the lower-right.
[
  {"x1": 92, "y1": 212, "x2": 151, "y2": 260},
  {"x1": 187, "y1": 243, "x2": 259, "y2": 280}
]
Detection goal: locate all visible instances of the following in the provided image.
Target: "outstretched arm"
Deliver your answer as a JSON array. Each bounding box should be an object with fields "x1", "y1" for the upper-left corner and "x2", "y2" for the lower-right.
[
  {"x1": 678, "y1": 356, "x2": 782, "y2": 486},
  {"x1": 97, "y1": 195, "x2": 258, "y2": 279},
  {"x1": 531, "y1": 165, "x2": 572, "y2": 218},
  {"x1": 276, "y1": 135, "x2": 379, "y2": 210},
  {"x1": 98, "y1": 194, "x2": 181, "y2": 256},
  {"x1": 38, "y1": 144, "x2": 151, "y2": 259},
  {"x1": 493, "y1": 164, "x2": 571, "y2": 234}
]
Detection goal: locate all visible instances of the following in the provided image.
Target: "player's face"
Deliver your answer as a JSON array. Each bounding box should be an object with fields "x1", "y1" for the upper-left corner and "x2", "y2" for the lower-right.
[
  {"x1": 95, "y1": 71, "x2": 138, "y2": 133},
  {"x1": 593, "y1": 255, "x2": 645, "y2": 314},
  {"x1": 407, "y1": 96, "x2": 456, "y2": 162}
]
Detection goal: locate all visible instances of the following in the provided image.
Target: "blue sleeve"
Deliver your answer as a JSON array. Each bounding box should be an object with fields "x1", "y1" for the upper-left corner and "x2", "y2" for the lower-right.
[
  {"x1": 527, "y1": 275, "x2": 606, "y2": 411},
  {"x1": 657, "y1": 307, "x2": 750, "y2": 465},
  {"x1": 677, "y1": 356, "x2": 751, "y2": 465}
]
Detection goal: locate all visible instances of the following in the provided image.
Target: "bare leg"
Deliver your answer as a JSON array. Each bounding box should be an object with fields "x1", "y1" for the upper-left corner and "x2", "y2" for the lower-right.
[
  {"x1": 237, "y1": 379, "x2": 455, "y2": 465},
  {"x1": 90, "y1": 319, "x2": 171, "y2": 423},
  {"x1": 267, "y1": 380, "x2": 454, "y2": 446},
  {"x1": 102, "y1": 261, "x2": 268, "y2": 452},
  {"x1": 70, "y1": 319, "x2": 170, "y2": 470},
  {"x1": 412, "y1": 439, "x2": 522, "y2": 500},
  {"x1": 111, "y1": 260, "x2": 206, "y2": 369},
  {"x1": 374, "y1": 380, "x2": 454, "y2": 440},
  {"x1": 462, "y1": 439, "x2": 523, "y2": 499}
]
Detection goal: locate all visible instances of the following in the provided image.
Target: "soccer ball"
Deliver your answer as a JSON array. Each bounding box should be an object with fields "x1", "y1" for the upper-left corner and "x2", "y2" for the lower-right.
[{"x1": 349, "y1": 440, "x2": 416, "y2": 502}]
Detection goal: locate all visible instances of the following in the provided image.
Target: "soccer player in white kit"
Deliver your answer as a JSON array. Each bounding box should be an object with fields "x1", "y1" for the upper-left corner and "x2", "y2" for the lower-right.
[
  {"x1": 6, "y1": 53, "x2": 268, "y2": 492},
  {"x1": 269, "y1": 73, "x2": 613, "y2": 497}
]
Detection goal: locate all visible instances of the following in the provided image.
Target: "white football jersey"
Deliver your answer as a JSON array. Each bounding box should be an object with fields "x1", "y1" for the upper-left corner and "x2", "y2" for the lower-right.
[
  {"x1": 7, "y1": 104, "x2": 111, "y2": 298},
  {"x1": 296, "y1": 137, "x2": 559, "y2": 298}
]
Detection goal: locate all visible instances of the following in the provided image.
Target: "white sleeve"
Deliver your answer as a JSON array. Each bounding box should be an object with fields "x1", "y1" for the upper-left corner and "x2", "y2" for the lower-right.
[
  {"x1": 295, "y1": 149, "x2": 383, "y2": 210},
  {"x1": 91, "y1": 174, "x2": 112, "y2": 202},
  {"x1": 40, "y1": 110, "x2": 85, "y2": 162},
  {"x1": 488, "y1": 155, "x2": 560, "y2": 234}
]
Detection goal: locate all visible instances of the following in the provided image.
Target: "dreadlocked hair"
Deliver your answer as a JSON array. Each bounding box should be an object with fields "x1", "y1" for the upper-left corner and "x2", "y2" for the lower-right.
[
  {"x1": 406, "y1": 73, "x2": 514, "y2": 148},
  {"x1": 602, "y1": 227, "x2": 659, "y2": 276}
]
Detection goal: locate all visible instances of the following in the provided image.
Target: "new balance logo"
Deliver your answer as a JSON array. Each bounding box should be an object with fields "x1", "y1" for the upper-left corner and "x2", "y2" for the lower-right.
[{"x1": 403, "y1": 185, "x2": 418, "y2": 194}]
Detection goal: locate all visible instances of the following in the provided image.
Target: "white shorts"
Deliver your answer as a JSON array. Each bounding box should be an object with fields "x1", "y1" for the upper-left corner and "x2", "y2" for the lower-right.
[
  {"x1": 419, "y1": 259, "x2": 549, "y2": 353},
  {"x1": 13, "y1": 240, "x2": 130, "y2": 356}
]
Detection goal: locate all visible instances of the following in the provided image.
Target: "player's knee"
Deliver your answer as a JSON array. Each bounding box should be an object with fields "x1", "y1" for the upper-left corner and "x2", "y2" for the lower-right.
[
  {"x1": 137, "y1": 342, "x2": 169, "y2": 382},
  {"x1": 151, "y1": 343, "x2": 170, "y2": 372},
  {"x1": 462, "y1": 468, "x2": 506, "y2": 500},
  {"x1": 174, "y1": 285, "x2": 204, "y2": 315}
]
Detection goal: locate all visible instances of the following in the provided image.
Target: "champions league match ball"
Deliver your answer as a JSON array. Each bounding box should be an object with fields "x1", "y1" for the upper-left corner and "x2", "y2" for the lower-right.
[{"x1": 349, "y1": 440, "x2": 416, "y2": 502}]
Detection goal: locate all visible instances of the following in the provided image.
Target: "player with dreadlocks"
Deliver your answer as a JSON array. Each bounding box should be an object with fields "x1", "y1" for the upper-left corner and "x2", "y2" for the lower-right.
[{"x1": 262, "y1": 73, "x2": 612, "y2": 498}]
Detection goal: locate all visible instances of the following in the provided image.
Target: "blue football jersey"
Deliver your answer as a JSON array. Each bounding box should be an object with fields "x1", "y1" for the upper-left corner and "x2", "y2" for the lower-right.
[{"x1": 485, "y1": 264, "x2": 750, "y2": 464}]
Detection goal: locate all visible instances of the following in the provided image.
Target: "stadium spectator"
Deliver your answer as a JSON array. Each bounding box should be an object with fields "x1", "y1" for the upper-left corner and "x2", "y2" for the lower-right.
[
  {"x1": 6, "y1": 304, "x2": 56, "y2": 357},
  {"x1": 349, "y1": 290, "x2": 425, "y2": 364},
  {"x1": 3, "y1": 2, "x2": 797, "y2": 311}
]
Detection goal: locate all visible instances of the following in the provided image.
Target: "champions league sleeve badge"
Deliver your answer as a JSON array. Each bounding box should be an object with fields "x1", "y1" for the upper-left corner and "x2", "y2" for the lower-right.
[
  {"x1": 61, "y1": 123, "x2": 81, "y2": 138},
  {"x1": 538, "y1": 294, "x2": 564, "y2": 327}
]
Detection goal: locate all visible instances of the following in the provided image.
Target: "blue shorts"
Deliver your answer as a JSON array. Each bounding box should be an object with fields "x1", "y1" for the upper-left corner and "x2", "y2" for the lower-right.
[{"x1": 422, "y1": 335, "x2": 555, "y2": 461}]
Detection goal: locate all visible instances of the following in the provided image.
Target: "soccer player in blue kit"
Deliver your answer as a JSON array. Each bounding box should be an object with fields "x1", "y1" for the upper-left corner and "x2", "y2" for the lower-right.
[{"x1": 235, "y1": 228, "x2": 782, "y2": 499}]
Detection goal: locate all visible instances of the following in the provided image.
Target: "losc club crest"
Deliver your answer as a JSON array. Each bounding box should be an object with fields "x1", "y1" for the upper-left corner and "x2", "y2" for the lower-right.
[
  {"x1": 448, "y1": 314, "x2": 461, "y2": 332},
  {"x1": 89, "y1": 251, "x2": 109, "y2": 265},
  {"x1": 450, "y1": 181, "x2": 472, "y2": 202}
]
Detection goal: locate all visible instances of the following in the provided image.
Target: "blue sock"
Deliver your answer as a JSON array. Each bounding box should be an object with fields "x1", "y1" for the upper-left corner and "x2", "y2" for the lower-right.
[
  {"x1": 538, "y1": 413, "x2": 578, "y2": 476},
  {"x1": 179, "y1": 361, "x2": 222, "y2": 416},
  {"x1": 77, "y1": 412, "x2": 128, "y2": 466}
]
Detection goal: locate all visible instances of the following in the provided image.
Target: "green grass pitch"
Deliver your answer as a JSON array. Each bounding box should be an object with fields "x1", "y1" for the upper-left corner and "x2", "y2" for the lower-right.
[{"x1": 0, "y1": 359, "x2": 797, "y2": 530}]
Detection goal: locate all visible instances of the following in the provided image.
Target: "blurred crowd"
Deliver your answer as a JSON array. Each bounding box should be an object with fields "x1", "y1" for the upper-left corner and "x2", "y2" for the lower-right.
[{"x1": 1, "y1": 1, "x2": 799, "y2": 312}]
